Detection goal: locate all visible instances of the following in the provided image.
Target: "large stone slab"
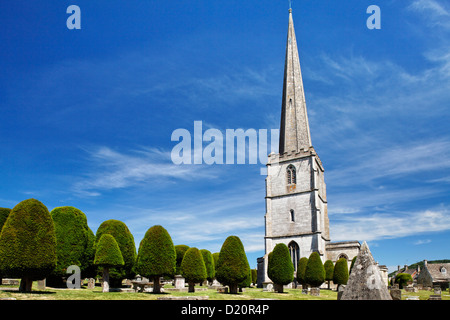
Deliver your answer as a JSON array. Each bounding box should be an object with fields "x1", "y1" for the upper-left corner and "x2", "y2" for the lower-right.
[{"x1": 339, "y1": 241, "x2": 392, "y2": 300}]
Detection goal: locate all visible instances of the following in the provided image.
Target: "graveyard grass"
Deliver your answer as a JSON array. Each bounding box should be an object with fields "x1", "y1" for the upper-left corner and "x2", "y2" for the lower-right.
[{"x1": 1, "y1": 282, "x2": 449, "y2": 300}]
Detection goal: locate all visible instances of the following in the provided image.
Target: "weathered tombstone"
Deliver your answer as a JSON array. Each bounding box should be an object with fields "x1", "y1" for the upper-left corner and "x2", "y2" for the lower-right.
[
  {"x1": 174, "y1": 275, "x2": 185, "y2": 289},
  {"x1": 337, "y1": 285, "x2": 346, "y2": 300},
  {"x1": 429, "y1": 295, "x2": 442, "y2": 300},
  {"x1": 434, "y1": 286, "x2": 442, "y2": 295},
  {"x1": 262, "y1": 282, "x2": 273, "y2": 292},
  {"x1": 87, "y1": 278, "x2": 95, "y2": 289},
  {"x1": 390, "y1": 288, "x2": 402, "y2": 300},
  {"x1": 301, "y1": 288, "x2": 308, "y2": 294},
  {"x1": 310, "y1": 287, "x2": 320, "y2": 296},
  {"x1": 339, "y1": 241, "x2": 392, "y2": 300},
  {"x1": 37, "y1": 279, "x2": 46, "y2": 290}
]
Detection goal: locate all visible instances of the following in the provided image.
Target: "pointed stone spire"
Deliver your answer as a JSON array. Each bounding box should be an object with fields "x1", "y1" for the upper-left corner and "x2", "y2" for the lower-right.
[
  {"x1": 340, "y1": 242, "x2": 392, "y2": 300},
  {"x1": 279, "y1": 8, "x2": 312, "y2": 154}
]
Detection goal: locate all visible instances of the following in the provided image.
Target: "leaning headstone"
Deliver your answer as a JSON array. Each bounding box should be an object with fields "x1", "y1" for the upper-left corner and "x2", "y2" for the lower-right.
[{"x1": 339, "y1": 241, "x2": 392, "y2": 300}]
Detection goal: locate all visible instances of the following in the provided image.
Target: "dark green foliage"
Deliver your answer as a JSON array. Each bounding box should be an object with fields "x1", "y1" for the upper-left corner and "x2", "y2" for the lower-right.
[
  {"x1": 51, "y1": 206, "x2": 92, "y2": 279},
  {"x1": 200, "y1": 249, "x2": 215, "y2": 282},
  {"x1": 96, "y1": 219, "x2": 136, "y2": 284},
  {"x1": 135, "y1": 225, "x2": 176, "y2": 279},
  {"x1": 0, "y1": 199, "x2": 57, "y2": 291},
  {"x1": 267, "y1": 243, "x2": 294, "y2": 290},
  {"x1": 296, "y1": 257, "x2": 308, "y2": 286},
  {"x1": 324, "y1": 260, "x2": 334, "y2": 281},
  {"x1": 175, "y1": 245, "x2": 190, "y2": 275},
  {"x1": 350, "y1": 256, "x2": 357, "y2": 273},
  {"x1": 94, "y1": 234, "x2": 124, "y2": 267},
  {"x1": 0, "y1": 208, "x2": 11, "y2": 233},
  {"x1": 239, "y1": 268, "x2": 252, "y2": 289},
  {"x1": 333, "y1": 258, "x2": 349, "y2": 286},
  {"x1": 216, "y1": 236, "x2": 250, "y2": 294},
  {"x1": 395, "y1": 273, "x2": 413, "y2": 289},
  {"x1": 304, "y1": 252, "x2": 325, "y2": 288},
  {"x1": 212, "y1": 252, "x2": 220, "y2": 273},
  {"x1": 181, "y1": 247, "x2": 207, "y2": 292},
  {"x1": 251, "y1": 269, "x2": 257, "y2": 285}
]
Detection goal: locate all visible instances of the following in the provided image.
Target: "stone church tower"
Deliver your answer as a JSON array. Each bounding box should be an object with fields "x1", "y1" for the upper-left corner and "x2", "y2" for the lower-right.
[{"x1": 257, "y1": 8, "x2": 360, "y2": 286}]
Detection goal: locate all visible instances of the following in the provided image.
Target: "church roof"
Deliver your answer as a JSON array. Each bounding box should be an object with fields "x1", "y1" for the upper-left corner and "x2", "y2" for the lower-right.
[{"x1": 279, "y1": 9, "x2": 312, "y2": 154}]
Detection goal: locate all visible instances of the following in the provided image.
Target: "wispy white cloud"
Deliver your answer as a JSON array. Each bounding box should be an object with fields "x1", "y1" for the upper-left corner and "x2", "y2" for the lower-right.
[
  {"x1": 331, "y1": 206, "x2": 450, "y2": 242},
  {"x1": 414, "y1": 239, "x2": 432, "y2": 245},
  {"x1": 71, "y1": 146, "x2": 219, "y2": 197}
]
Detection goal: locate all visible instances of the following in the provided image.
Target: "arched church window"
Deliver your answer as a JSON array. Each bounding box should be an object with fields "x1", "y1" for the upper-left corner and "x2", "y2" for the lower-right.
[
  {"x1": 338, "y1": 253, "x2": 348, "y2": 261},
  {"x1": 287, "y1": 165, "x2": 296, "y2": 185},
  {"x1": 290, "y1": 209, "x2": 295, "y2": 222},
  {"x1": 288, "y1": 241, "x2": 300, "y2": 272}
]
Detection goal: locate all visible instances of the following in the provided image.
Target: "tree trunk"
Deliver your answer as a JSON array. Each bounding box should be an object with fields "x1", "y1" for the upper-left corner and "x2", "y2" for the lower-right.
[
  {"x1": 19, "y1": 276, "x2": 33, "y2": 292},
  {"x1": 153, "y1": 276, "x2": 161, "y2": 294},
  {"x1": 102, "y1": 268, "x2": 110, "y2": 293},
  {"x1": 188, "y1": 281, "x2": 195, "y2": 293},
  {"x1": 229, "y1": 283, "x2": 238, "y2": 294}
]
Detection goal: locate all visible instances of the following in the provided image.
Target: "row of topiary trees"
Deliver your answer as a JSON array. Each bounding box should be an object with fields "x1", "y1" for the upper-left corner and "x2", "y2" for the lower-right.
[
  {"x1": 267, "y1": 243, "x2": 354, "y2": 293},
  {"x1": 0, "y1": 199, "x2": 252, "y2": 294}
]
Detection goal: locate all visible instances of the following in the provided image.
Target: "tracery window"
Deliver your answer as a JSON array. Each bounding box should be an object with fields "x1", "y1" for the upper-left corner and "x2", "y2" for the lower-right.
[{"x1": 288, "y1": 241, "x2": 300, "y2": 272}]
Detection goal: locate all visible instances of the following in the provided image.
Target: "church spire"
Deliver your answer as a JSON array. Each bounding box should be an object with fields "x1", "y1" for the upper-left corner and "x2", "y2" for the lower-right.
[{"x1": 279, "y1": 8, "x2": 312, "y2": 154}]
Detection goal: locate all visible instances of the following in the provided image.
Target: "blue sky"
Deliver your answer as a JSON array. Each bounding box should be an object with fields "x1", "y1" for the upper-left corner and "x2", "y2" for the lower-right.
[{"x1": 1, "y1": 0, "x2": 449, "y2": 272}]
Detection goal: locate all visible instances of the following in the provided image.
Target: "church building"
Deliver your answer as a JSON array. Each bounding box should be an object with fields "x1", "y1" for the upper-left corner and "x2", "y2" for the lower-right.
[{"x1": 257, "y1": 8, "x2": 361, "y2": 286}]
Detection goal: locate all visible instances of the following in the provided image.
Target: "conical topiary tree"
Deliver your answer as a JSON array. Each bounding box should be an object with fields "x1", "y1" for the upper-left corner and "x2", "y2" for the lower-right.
[
  {"x1": 304, "y1": 252, "x2": 325, "y2": 289},
  {"x1": 181, "y1": 247, "x2": 207, "y2": 292},
  {"x1": 324, "y1": 260, "x2": 334, "y2": 289},
  {"x1": 0, "y1": 199, "x2": 57, "y2": 292},
  {"x1": 200, "y1": 249, "x2": 215, "y2": 284},
  {"x1": 267, "y1": 243, "x2": 294, "y2": 293},
  {"x1": 175, "y1": 245, "x2": 190, "y2": 275},
  {"x1": 96, "y1": 219, "x2": 136, "y2": 287},
  {"x1": 333, "y1": 257, "x2": 349, "y2": 289},
  {"x1": 296, "y1": 257, "x2": 308, "y2": 287},
  {"x1": 49, "y1": 206, "x2": 92, "y2": 287},
  {"x1": 215, "y1": 235, "x2": 250, "y2": 294},
  {"x1": 94, "y1": 234, "x2": 124, "y2": 292},
  {"x1": 135, "y1": 225, "x2": 176, "y2": 293},
  {"x1": 0, "y1": 207, "x2": 11, "y2": 285}
]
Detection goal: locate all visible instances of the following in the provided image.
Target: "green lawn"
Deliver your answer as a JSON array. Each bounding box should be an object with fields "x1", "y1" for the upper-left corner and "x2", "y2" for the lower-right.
[{"x1": 1, "y1": 282, "x2": 448, "y2": 300}]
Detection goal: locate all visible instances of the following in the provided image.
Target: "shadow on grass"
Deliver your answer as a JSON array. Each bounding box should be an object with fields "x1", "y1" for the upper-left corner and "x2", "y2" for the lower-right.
[{"x1": 1, "y1": 289, "x2": 56, "y2": 295}]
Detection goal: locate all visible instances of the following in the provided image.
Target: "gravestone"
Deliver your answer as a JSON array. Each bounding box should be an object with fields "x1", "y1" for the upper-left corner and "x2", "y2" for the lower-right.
[
  {"x1": 434, "y1": 286, "x2": 442, "y2": 295},
  {"x1": 174, "y1": 275, "x2": 185, "y2": 289},
  {"x1": 37, "y1": 279, "x2": 46, "y2": 290},
  {"x1": 310, "y1": 287, "x2": 320, "y2": 296},
  {"x1": 390, "y1": 288, "x2": 401, "y2": 300},
  {"x1": 339, "y1": 241, "x2": 392, "y2": 300},
  {"x1": 87, "y1": 278, "x2": 95, "y2": 289}
]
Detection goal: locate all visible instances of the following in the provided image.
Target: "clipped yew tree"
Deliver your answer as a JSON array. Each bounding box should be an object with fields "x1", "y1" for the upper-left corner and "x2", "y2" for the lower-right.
[
  {"x1": 200, "y1": 249, "x2": 215, "y2": 284},
  {"x1": 50, "y1": 206, "x2": 93, "y2": 286},
  {"x1": 216, "y1": 235, "x2": 250, "y2": 294},
  {"x1": 304, "y1": 252, "x2": 325, "y2": 288},
  {"x1": 296, "y1": 257, "x2": 308, "y2": 287},
  {"x1": 395, "y1": 273, "x2": 413, "y2": 289},
  {"x1": 324, "y1": 259, "x2": 334, "y2": 289},
  {"x1": 333, "y1": 257, "x2": 349, "y2": 289},
  {"x1": 96, "y1": 219, "x2": 136, "y2": 287},
  {"x1": 268, "y1": 243, "x2": 294, "y2": 293},
  {"x1": 94, "y1": 234, "x2": 124, "y2": 292},
  {"x1": 0, "y1": 207, "x2": 11, "y2": 284},
  {"x1": 0, "y1": 207, "x2": 10, "y2": 231},
  {"x1": 135, "y1": 225, "x2": 176, "y2": 293},
  {"x1": 0, "y1": 199, "x2": 57, "y2": 292},
  {"x1": 181, "y1": 247, "x2": 207, "y2": 292},
  {"x1": 175, "y1": 245, "x2": 190, "y2": 275}
]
